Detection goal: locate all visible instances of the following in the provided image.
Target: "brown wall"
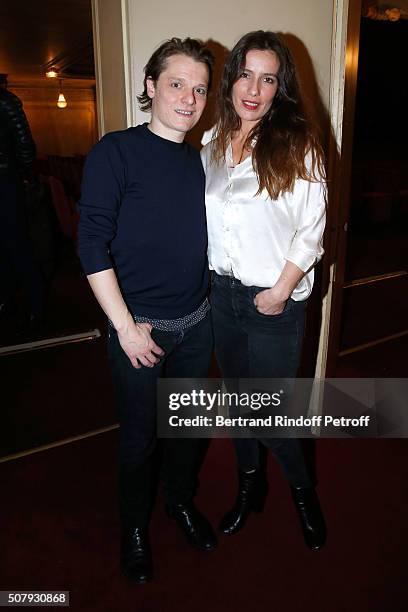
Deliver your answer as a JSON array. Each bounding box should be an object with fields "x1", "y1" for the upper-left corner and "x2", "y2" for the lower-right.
[{"x1": 10, "y1": 85, "x2": 98, "y2": 158}]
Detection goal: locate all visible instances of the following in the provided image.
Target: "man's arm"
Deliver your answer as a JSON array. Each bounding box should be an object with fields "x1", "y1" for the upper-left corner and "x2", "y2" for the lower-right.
[
  {"x1": 87, "y1": 268, "x2": 164, "y2": 368},
  {"x1": 77, "y1": 135, "x2": 163, "y2": 368}
]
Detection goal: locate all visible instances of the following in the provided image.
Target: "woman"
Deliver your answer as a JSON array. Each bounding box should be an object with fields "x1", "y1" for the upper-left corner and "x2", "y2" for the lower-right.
[{"x1": 201, "y1": 31, "x2": 326, "y2": 550}]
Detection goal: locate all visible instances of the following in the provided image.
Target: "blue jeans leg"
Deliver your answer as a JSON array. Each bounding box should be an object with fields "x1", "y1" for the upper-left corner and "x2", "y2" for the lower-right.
[
  {"x1": 161, "y1": 314, "x2": 214, "y2": 506},
  {"x1": 108, "y1": 312, "x2": 213, "y2": 526},
  {"x1": 211, "y1": 273, "x2": 311, "y2": 487}
]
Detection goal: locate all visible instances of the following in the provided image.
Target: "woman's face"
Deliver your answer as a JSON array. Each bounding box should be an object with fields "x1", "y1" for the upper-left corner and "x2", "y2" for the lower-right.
[{"x1": 231, "y1": 49, "x2": 280, "y2": 131}]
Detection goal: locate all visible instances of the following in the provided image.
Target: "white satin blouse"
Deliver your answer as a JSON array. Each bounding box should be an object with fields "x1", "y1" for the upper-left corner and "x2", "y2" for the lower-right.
[{"x1": 200, "y1": 138, "x2": 326, "y2": 301}]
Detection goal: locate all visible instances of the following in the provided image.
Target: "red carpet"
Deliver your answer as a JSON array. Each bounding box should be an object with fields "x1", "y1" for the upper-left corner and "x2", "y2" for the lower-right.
[{"x1": 1, "y1": 432, "x2": 407, "y2": 611}]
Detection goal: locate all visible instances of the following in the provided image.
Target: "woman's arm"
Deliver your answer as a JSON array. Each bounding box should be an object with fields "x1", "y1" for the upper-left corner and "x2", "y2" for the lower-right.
[
  {"x1": 255, "y1": 173, "x2": 326, "y2": 315},
  {"x1": 254, "y1": 261, "x2": 305, "y2": 314}
]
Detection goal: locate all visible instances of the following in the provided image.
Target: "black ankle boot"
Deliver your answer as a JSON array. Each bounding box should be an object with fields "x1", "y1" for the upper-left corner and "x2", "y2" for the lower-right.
[
  {"x1": 121, "y1": 527, "x2": 153, "y2": 583},
  {"x1": 219, "y1": 469, "x2": 268, "y2": 535},
  {"x1": 166, "y1": 501, "x2": 217, "y2": 551},
  {"x1": 291, "y1": 486, "x2": 326, "y2": 551}
]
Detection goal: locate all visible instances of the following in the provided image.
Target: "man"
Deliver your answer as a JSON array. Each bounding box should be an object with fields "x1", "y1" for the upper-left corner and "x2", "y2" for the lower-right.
[
  {"x1": 78, "y1": 38, "x2": 215, "y2": 584},
  {"x1": 0, "y1": 74, "x2": 44, "y2": 336}
]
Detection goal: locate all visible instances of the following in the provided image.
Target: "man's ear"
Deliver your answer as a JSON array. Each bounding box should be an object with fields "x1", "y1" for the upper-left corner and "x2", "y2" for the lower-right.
[{"x1": 146, "y1": 77, "x2": 155, "y2": 99}]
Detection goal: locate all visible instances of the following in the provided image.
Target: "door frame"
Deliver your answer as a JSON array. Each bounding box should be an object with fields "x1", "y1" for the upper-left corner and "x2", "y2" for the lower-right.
[{"x1": 315, "y1": 0, "x2": 363, "y2": 378}]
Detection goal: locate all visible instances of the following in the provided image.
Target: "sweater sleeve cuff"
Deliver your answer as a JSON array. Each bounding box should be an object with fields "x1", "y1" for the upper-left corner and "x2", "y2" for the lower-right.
[
  {"x1": 78, "y1": 247, "x2": 113, "y2": 276},
  {"x1": 285, "y1": 246, "x2": 324, "y2": 273}
]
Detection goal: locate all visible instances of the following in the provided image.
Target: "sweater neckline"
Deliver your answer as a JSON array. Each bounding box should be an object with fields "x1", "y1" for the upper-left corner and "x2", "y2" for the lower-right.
[{"x1": 141, "y1": 123, "x2": 184, "y2": 149}]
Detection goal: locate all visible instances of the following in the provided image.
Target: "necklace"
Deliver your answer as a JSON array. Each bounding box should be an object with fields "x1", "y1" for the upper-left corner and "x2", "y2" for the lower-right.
[
  {"x1": 232, "y1": 138, "x2": 251, "y2": 166},
  {"x1": 237, "y1": 146, "x2": 245, "y2": 165}
]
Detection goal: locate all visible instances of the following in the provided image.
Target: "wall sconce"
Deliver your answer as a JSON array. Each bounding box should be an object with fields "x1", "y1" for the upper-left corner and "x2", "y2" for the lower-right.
[{"x1": 57, "y1": 80, "x2": 67, "y2": 108}]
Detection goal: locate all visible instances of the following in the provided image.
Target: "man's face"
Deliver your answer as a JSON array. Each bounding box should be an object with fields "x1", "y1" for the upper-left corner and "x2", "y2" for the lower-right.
[{"x1": 147, "y1": 53, "x2": 209, "y2": 142}]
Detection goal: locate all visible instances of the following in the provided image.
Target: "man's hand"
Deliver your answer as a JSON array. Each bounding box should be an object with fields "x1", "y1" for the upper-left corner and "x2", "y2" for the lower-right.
[
  {"x1": 254, "y1": 287, "x2": 287, "y2": 316},
  {"x1": 86, "y1": 270, "x2": 165, "y2": 369},
  {"x1": 118, "y1": 319, "x2": 165, "y2": 369}
]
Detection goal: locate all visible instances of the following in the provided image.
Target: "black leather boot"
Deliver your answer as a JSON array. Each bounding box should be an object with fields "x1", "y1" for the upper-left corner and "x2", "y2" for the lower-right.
[
  {"x1": 291, "y1": 486, "x2": 326, "y2": 551},
  {"x1": 121, "y1": 526, "x2": 153, "y2": 583},
  {"x1": 219, "y1": 469, "x2": 268, "y2": 535},
  {"x1": 166, "y1": 501, "x2": 217, "y2": 551}
]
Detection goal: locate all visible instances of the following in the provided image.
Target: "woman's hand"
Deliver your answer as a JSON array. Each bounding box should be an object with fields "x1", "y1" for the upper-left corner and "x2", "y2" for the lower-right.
[
  {"x1": 254, "y1": 287, "x2": 287, "y2": 315},
  {"x1": 117, "y1": 319, "x2": 164, "y2": 369}
]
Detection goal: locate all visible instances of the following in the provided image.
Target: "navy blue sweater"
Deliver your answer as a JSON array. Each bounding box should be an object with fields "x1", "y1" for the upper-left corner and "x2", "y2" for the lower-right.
[{"x1": 78, "y1": 124, "x2": 208, "y2": 319}]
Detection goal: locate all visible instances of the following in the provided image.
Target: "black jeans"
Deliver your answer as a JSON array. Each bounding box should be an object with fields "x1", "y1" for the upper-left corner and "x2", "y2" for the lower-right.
[
  {"x1": 108, "y1": 312, "x2": 213, "y2": 527},
  {"x1": 211, "y1": 272, "x2": 311, "y2": 487}
]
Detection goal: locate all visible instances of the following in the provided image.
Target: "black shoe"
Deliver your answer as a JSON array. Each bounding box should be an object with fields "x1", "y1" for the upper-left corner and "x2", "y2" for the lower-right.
[
  {"x1": 121, "y1": 527, "x2": 153, "y2": 583},
  {"x1": 291, "y1": 486, "x2": 326, "y2": 551},
  {"x1": 166, "y1": 501, "x2": 217, "y2": 551},
  {"x1": 219, "y1": 469, "x2": 268, "y2": 535}
]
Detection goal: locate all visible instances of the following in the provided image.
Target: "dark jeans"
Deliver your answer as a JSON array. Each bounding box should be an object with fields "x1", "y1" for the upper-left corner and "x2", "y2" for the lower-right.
[
  {"x1": 211, "y1": 272, "x2": 311, "y2": 487},
  {"x1": 108, "y1": 312, "x2": 213, "y2": 527}
]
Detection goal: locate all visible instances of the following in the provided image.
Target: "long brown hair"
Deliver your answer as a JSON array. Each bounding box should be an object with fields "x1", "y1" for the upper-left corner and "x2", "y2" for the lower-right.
[{"x1": 211, "y1": 30, "x2": 325, "y2": 200}]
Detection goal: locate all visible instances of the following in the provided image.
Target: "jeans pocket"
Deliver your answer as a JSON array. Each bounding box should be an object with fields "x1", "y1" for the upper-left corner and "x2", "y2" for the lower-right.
[
  {"x1": 210, "y1": 270, "x2": 220, "y2": 286},
  {"x1": 250, "y1": 287, "x2": 292, "y2": 318},
  {"x1": 250, "y1": 286, "x2": 264, "y2": 298}
]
